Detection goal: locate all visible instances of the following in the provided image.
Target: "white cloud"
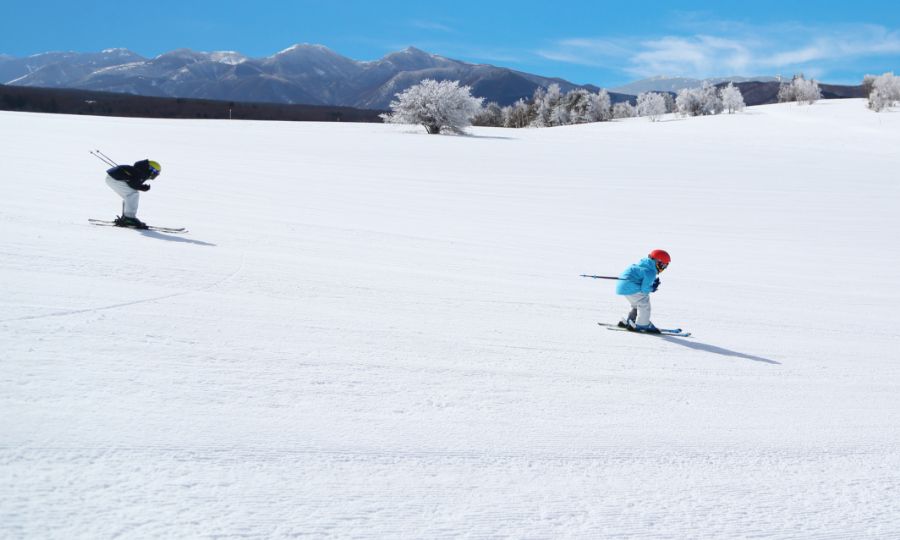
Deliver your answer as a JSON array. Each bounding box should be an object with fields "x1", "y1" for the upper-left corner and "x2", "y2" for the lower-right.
[
  {"x1": 409, "y1": 20, "x2": 454, "y2": 33},
  {"x1": 536, "y1": 38, "x2": 630, "y2": 67},
  {"x1": 539, "y1": 20, "x2": 900, "y2": 79}
]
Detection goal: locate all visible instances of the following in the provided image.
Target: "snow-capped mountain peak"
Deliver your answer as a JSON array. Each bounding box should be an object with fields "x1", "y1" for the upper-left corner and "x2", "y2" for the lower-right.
[{"x1": 209, "y1": 51, "x2": 247, "y2": 65}]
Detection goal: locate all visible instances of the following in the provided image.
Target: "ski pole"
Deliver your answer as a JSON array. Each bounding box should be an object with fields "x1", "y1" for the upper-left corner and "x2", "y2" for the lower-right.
[
  {"x1": 89, "y1": 149, "x2": 117, "y2": 168},
  {"x1": 580, "y1": 274, "x2": 622, "y2": 280},
  {"x1": 89, "y1": 150, "x2": 113, "y2": 166},
  {"x1": 95, "y1": 149, "x2": 119, "y2": 166}
]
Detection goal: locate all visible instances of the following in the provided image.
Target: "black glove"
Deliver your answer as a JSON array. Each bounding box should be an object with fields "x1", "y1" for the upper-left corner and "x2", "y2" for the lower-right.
[
  {"x1": 138, "y1": 184, "x2": 151, "y2": 192},
  {"x1": 651, "y1": 277, "x2": 660, "y2": 292}
]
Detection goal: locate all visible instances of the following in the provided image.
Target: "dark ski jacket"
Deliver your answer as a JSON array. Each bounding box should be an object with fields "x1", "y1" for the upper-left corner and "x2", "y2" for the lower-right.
[{"x1": 107, "y1": 160, "x2": 154, "y2": 190}]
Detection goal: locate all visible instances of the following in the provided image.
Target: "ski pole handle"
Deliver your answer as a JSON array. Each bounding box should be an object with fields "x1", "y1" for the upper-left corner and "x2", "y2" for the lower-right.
[{"x1": 580, "y1": 274, "x2": 622, "y2": 280}]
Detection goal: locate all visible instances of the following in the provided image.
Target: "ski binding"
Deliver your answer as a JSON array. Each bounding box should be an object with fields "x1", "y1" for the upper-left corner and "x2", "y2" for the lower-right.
[{"x1": 89, "y1": 218, "x2": 187, "y2": 234}]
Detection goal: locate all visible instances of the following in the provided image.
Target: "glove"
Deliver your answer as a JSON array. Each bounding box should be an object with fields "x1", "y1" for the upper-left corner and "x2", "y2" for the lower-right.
[
  {"x1": 138, "y1": 184, "x2": 151, "y2": 192},
  {"x1": 651, "y1": 277, "x2": 660, "y2": 292}
]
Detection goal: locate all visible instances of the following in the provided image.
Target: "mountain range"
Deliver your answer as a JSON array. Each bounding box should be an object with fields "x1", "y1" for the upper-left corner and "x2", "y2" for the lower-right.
[
  {"x1": 610, "y1": 75, "x2": 782, "y2": 95},
  {"x1": 0, "y1": 45, "x2": 628, "y2": 109},
  {"x1": 1, "y1": 45, "x2": 864, "y2": 111}
]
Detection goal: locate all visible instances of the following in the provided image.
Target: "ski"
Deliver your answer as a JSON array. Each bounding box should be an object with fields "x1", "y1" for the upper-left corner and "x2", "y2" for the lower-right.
[
  {"x1": 597, "y1": 322, "x2": 691, "y2": 337},
  {"x1": 89, "y1": 219, "x2": 187, "y2": 234},
  {"x1": 597, "y1": 322, "x2": 684, "y2": 333}
]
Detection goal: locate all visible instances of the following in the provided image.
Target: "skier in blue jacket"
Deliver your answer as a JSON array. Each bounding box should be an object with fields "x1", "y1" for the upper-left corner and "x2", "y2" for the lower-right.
[{"x1": 616, "y1": 249, "x2": 671, "y2": 333}]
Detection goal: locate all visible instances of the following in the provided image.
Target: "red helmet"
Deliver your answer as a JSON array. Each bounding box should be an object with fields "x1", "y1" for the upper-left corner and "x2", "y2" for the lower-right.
[{"x1": 649, "y1": 249, "x2": 671, "y2": 265}]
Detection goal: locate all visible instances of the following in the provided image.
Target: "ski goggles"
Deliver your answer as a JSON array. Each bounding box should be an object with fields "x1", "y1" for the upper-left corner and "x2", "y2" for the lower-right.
[
  {"x1": 148, "y1": 164, "x2": 160, "y2": 178},
  {"x1": 656, "y1": 261, "x2": 668, "y2": 272}
]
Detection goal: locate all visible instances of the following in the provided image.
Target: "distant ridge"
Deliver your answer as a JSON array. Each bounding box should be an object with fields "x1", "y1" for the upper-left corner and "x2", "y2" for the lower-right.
[
  {"x1": 0, "y1": 45, "x2": 632, "y2": 109},
  {"x1": 0, "y1": 84, "x2": 384, "y2": 122},
  {"x1": 728, "y1": 80, "x2": 865, "y2": 106},
  {"x1": 611, "y1": 75, "x2": 781, "y2": 95}
]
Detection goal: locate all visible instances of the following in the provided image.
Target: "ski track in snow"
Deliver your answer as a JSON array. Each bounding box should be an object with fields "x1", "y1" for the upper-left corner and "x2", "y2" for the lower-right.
[
  {"x1": 2, "y1": 101, "x2": 900, "y2": 538},
  {"x1": 0, "y1": 250, "x2": 246, "y2": 323}
]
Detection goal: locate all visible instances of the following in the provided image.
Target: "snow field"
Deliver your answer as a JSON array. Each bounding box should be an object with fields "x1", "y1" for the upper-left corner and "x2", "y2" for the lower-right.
[{"x1": 2, "y1": 100, "x2": 900, "y2": 538}]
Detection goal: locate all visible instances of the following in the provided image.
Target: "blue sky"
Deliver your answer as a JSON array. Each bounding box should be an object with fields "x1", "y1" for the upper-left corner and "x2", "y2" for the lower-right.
[{"x1": 2, "y1": 0, "x2": 898, "y2": 86}]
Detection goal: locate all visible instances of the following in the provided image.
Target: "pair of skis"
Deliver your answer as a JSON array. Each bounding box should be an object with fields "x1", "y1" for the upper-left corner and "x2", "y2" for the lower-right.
[
  {"x1": 88, "y1": 218, "x2": 186, "y2": 234},
  {"x1": 597, "y1": 322, "x2": 691, "y2": 338}
]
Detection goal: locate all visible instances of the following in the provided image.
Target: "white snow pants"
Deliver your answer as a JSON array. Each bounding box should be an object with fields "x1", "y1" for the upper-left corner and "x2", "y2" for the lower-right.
[
  {"x1": 105, "y1": 176, "x2": 140, "y2": 217},
  {"x1": 623, "y1": 293, "x2": 652, "y2": 326}
]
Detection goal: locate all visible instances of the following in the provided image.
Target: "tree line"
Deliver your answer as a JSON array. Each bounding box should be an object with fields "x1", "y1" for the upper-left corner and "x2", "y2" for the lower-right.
[
  {"x1": 383, "y1": 79, "x2": 752, "y2": 133},
  {"x1": 383, "y1": 71, "x2": 900, "y2": 135}
]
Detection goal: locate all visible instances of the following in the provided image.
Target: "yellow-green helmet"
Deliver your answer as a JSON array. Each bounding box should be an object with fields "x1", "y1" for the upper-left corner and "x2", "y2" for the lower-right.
[{"x1": 148, "y1": 160, "x2": 161, "y2": 178}]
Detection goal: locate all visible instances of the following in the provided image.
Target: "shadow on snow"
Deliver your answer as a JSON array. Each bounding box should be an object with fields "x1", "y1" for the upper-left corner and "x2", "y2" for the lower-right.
[
  {"x1": 138, "y1": 229, "x2": 216, "y2": 247},
  {"x1": 663, "y1": 336, "x2": 781, "y2": 365}
]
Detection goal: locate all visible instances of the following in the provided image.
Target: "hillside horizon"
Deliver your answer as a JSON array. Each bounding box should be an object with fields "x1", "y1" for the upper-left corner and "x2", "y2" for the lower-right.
[{"x1": 1, "y1": 44, "x2": 869, "y2": 110}]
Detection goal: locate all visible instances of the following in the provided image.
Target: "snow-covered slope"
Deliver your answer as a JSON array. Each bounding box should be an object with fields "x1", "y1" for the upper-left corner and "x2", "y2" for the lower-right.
[{"x1": 2, "y1": 100, "x2": 900, "y2": 538}]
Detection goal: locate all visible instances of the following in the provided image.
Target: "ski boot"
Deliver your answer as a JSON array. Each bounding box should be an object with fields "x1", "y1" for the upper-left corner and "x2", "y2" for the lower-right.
[
  {"x1": 114, "y1": 215, "x2": 149, "y2": 229},
  {"x1": 618, "y1": 308, "x2": 638, "y2": 328},
  {"x1": 629, "y1": 322, "x2": 662, "y2": 334}
]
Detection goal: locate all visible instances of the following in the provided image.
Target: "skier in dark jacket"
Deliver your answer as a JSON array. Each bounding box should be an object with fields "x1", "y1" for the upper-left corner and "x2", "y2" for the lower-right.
[{"x1": 105, "y1": 159, "x2": 161, "y2": 228}]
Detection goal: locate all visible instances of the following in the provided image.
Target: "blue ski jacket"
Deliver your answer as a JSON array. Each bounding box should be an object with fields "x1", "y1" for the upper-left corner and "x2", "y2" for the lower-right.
[{"x1": 615, "y1": 257, "x2": 658, "y2": 295}]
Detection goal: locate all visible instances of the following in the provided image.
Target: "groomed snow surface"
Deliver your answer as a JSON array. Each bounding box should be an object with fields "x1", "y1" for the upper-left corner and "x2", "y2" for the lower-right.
[{"x1": 2, "y1": 100, "x2": 900, "y2": 538}]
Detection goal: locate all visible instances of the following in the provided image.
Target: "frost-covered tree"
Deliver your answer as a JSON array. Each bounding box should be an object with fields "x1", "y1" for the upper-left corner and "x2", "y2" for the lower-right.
[
  {"x1": 794, "y1": 77, "x2": 822, "y2": 104},
  {"x1": 777, "y1": 81, "x2": 793, "y2": 103},
  {"x1": 381, "y1": 79, "x2": 484, "y2": 134},
  {"x1": 530, "y1": 86, "x2": 546, "y2": 117},
  {"x1": 532, "y1": 84, "x2": 565, "y2": 127},
  {"x1": 531, "y1": 86, "x2": 549, "y2": 126},
  {"x1": 612, "y1": 101, "x2": 636, "y2": 119},
  {"x1": 677, "y1": 82, "x2": 726, "y2": 116},
  {"x1": 500, "y1": 87, "x2": 614, "y2": 128},
  {"x1": 588, "y1": 89, "x2": 613, "y2": 122},
  {"x1": 502, "y1": 99, "x2": 532, "y2": 128},
  {"x1": 699, "y1": 81, "x2": 724, "y2": 115},
  {"x1": 778, "y1": 75, "x2": 822, "y2": 105},
  {"x1": 719, "y1": 83, "x2": 745, "y2": 113},
  {"x1": 473, "y1": 101, "x2": 503, "y2": 127},
  {"x1": 636, "y1": 92, "x2": 667, "y2": 121},
  {"x1": 863, "y1": 74, "x2": 877, "y2": 98},
  {"x1": 565, "y1": 89, "x2": 593, "y2": 124},
  {"x1": 675, "y1": 87, "x2": 703, "y2": 116},
  {"x1": 663, "y1": 92, "x2": 677, "y2": 114},
  {"x1": 550, "y1": 97, "x2": 570, "y2": 127},
  {"x1": 867, "y1": 72, "x2": 900, "y2": 112}
]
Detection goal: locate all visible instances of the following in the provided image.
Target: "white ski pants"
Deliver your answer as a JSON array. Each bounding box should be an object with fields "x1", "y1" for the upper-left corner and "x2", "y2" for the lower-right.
[
  {"x1": 105, "y1": 176, "x2": 140, "y2": 217},
  {"x1": 623, "y1": 293, "x2": 652, "y2": 326}
]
